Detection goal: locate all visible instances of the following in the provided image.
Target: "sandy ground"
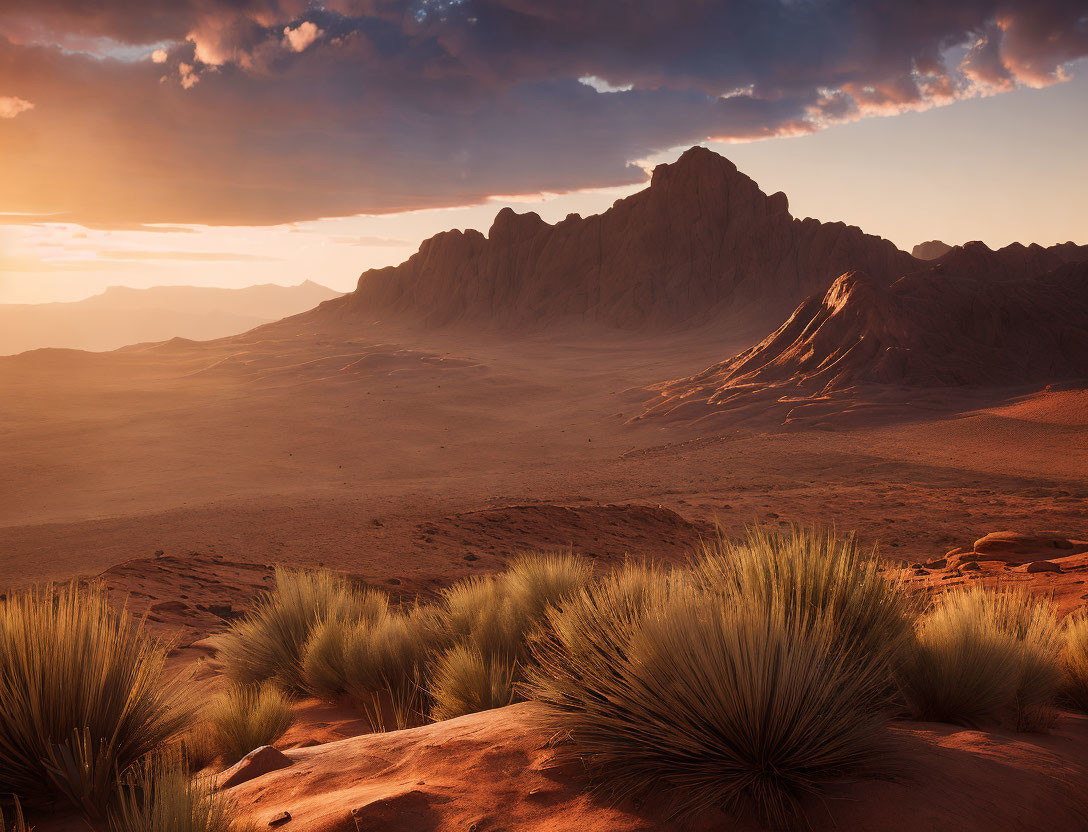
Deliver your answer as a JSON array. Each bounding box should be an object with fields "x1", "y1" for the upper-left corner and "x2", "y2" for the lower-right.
[{"x1": 1, "y1": 319, "x2": 1085, "y2": 598}]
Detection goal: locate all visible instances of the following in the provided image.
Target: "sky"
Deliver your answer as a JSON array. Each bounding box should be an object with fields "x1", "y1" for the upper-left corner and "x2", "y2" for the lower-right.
[{"x1": 1, "y1": 1, "x2": 1086, "y2": 304}]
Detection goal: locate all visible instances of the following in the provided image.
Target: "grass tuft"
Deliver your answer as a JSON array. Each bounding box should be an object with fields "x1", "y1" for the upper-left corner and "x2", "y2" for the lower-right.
[
  {"x1": 696, "y1": 525, "x2": 913, "y2": 687},
  {"x1": 528, "y1": 587, "x2": 891, "y2": 827},
  {"x1": 430, "y1": 644, "x2": 517, "y2": 721},
  {"x1": 109, "y1": 757, "x2": 254, "y2": 832},
  {"x1": 897, "y1": 587, "x2": 1019, "y2": 726},
  {"x1": 0, "y1": 583, "x2": 188, "y2": 815},
  {"x1": 1060, "y1": 612, "x2": 1088, "y2": 712},
  {"x1": 206, "y1": 683, "x2": 294, "y2": 764},
  {"x1": 218, "y1": 567, "x2": 387, "y2": 692}
]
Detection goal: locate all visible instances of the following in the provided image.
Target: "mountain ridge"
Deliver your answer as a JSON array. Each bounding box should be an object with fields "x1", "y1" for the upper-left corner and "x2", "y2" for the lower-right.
[{"x1": 319, "y1": 146, "x2": 918, "y2": 330}]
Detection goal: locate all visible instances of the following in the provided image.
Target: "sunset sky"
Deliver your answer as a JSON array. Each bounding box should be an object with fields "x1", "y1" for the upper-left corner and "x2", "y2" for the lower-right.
[{"x1": 1, "y1": 1, "x2": 1086, "y2": 304}]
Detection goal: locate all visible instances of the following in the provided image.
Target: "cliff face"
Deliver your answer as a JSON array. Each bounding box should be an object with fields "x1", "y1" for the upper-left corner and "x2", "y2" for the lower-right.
[
  {"x1": 329, "y1": 146, "x2": 917, "y2": 330},
  {"x1": 644, "y1": 260, "x2": 1088, "y2": 421}
]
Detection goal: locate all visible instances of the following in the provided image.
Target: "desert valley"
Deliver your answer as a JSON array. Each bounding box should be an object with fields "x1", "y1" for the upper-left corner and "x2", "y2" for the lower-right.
[
  {"x1": 3, "y1": 2, "x2": 1088, "y2": 830},
  {"x1": 2, "y1": 146, "x2": 1087, "y2": 830}
]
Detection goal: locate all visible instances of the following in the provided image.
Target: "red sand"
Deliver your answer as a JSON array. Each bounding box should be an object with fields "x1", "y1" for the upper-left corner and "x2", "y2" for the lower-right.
[{"x1": 220, "y1": 702, "x2": 1088, "y2": 832}]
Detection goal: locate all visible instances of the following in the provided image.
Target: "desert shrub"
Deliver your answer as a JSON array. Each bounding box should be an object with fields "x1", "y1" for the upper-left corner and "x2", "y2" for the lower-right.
[
  {"x1": 0, "y1": 583, "x2": 189, "y2": 816},
  {"x1": 531, "y1": 561, "x2": 681, "y2": 681},
  {"x1": 985, "y1": 589, "x2": 1063, "y2": 731},
  {"x1": 439, "y1": 575, "x2": 523, "y2": 662},
  {"x1": 439, "y1": 552, "x2": 592, "y2": 663},
  {"x1": 218, "y1": 567, "x2": 387, "y2": 691},
  {"x1": 696, "y1": 525, "x2": 913, "y2": 685},
  {"x1": 300, "y1": 617, "x2": 351, "y2": 701},
  {"x1": 301, "y1": 553, "x2": 591, "y2": 726},
  {"x1": 206, "y1": 683, "x2": 294, "y2": 764},
  {"x1": 501, "y1": 551, "x2": 593, "y2": 622},
  {"x1": 177, "y1": 720, "x2": 220, "y2": 773},
  {"x1": 341, "y1": 611, "x2": 434, "y2": 730},
  {"x1": 303, "y1": 604, "x2": 438, "y2": 730},
  {"x1": 527, "y1": 587, "x2": 891, "y2": 827},
  {"x1": 110, "y1": 757, "x2": 253, "y2": 832},
  {"x1": 897, "y1": 588, "x2": 1020, "y2": 726},
  {"x1": 430, "y1": 644, "x2": 517, "y2": 721},
  {"x1": 1061, "y1": 612, "x2": 1088, "y2": 711}
]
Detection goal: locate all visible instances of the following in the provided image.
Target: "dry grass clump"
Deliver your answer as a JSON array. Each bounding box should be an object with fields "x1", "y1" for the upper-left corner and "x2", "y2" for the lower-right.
[
  {"x1": 303, "y1": 603, "x2": 439, "y2": 730},
  {"x1": 206, "y1": 683, "x2": 294, "y2": 764},
  {"x1": 501, "y1": 551, "x2": 593, "y2": 623},
  {"x1": 696, "y1": 525, "x2": 913, "y2": 681},
  {"x1": 178, "y1": 721, "x2": 220, "y2": 773},
  {"x1": 0, "y1": 583, "x2": 188, "y2": 816},
  {"x1": 989, "y1": 589, "x2": 1063, "y2": 731},
  {"x1": 897, "y1": 587, "x2": 1062, "y2": 728},
  {"x1": 430, "y1": 644, "x2": 517, "y2": 721},
  {"x1": 427, "y1": 551, "x2": 592, "y2": 720},
  {"x1": 218, "y1": 567, "x2": 387, "y2": 692},
  {"x1": 110, "y1": 757, "x2": 254, "y2": 832},
  {"x1": 528, "y1": 586, "x2": 892, "y2": 828},
  {"x1": 1059, "y1": 612, "x2": 1088, "y2": 712}
]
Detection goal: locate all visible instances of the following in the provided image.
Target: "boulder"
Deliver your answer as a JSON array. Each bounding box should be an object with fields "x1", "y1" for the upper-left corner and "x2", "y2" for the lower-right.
[
  {"x1": 1020, "y1": 561, "x2": 1062, "y2": 574},
  {"x1": 972, "y1": 532, "x2": 1084, "y2": 564},
  {"x1": 219, "y1": 745, "x2": 293, "y2": 789}
]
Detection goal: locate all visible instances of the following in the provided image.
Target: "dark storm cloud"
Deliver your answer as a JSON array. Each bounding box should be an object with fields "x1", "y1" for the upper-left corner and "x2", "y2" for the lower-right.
[{"x1": 0, "y1": 0, "x2": 1085, "y2": 226}]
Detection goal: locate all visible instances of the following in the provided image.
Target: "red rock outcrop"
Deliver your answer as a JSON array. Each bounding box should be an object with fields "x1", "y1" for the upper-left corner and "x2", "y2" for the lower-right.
[
  {"x1": 319, "y1": 146, "x2": 916, "y2": 330},
  {"x1": 644, "y1": 260, "x2": 1088, "y2": 422},
  {"x1": 222, "y1": 701, "x2": 1088, "y2": 832}
]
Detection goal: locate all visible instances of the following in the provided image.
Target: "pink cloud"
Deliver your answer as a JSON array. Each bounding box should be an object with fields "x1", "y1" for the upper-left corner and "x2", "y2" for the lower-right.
[
  {"x1": 0, "y1": 96, "x2": 34, "y2": 118},
  {"x1": 283, "y1": 21, "x2": 322, "y2": 53}
]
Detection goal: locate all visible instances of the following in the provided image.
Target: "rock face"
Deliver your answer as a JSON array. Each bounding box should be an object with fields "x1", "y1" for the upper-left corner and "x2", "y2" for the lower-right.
[
  {"x1": 912, "y1": 240, "x2": 953, "y2": 260},
  {"x1": 324, "y1": 146, "x2": 916, "y2": 330},
  {"x1": 644, "y1": 259, "x2": 1088, "y2": 421}
]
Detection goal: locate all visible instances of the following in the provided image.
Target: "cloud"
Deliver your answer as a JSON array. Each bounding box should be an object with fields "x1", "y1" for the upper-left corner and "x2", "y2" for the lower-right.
[
  {"x1": 0, "y1": 96, "x2": 34, "y2": 118},
  {"x1": 0, "y1": 1, "x2": 1085, "y2": 226},
  {"x1": 178, "y1": 61, "x2": 199, "y2": 88},
  {"x1": 151, "y1": 48, "x2": 167, "y2": 63},
  {"x1": 283, "y1": 21, "x2": 322, "y2": 53}
]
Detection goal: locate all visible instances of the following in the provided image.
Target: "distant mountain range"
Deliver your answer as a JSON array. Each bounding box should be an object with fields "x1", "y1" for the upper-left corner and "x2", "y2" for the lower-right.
[{"x1": 0, "y1": 280, "x2": 342, "y2": 355}]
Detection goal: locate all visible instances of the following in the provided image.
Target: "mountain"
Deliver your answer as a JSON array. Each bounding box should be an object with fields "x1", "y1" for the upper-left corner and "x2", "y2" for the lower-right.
[
  {"x1": 321, "y1": 146, "x2": 917, "y2": 330},
  {"x1": 644, "y1": 260, "x2": 1088, "y2": 423},
  {"x1": 912, "y1": 240, "x2": 953, "y2": 260},
  {"x1": 0, "y1": 280, "x2": 342, "y2": 355},
  {"x1": 927, "y1": 240, "x2": 1088, "y2": 282}
]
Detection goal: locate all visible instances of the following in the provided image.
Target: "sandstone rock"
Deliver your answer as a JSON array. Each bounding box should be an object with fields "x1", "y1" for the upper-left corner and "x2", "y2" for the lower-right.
[
  {"x1": 973, "y1": 532, "x2": 1084, "y2": 564},
  {"x1": 960, "y1": 561, "x2": 982, "y2": 572},
  {"x1": 219, "y1": 745, "x2": 293, "y2": 789},
  {"x1": 1021, "y1": 561, "x2": 1062, "y2": 574}
]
